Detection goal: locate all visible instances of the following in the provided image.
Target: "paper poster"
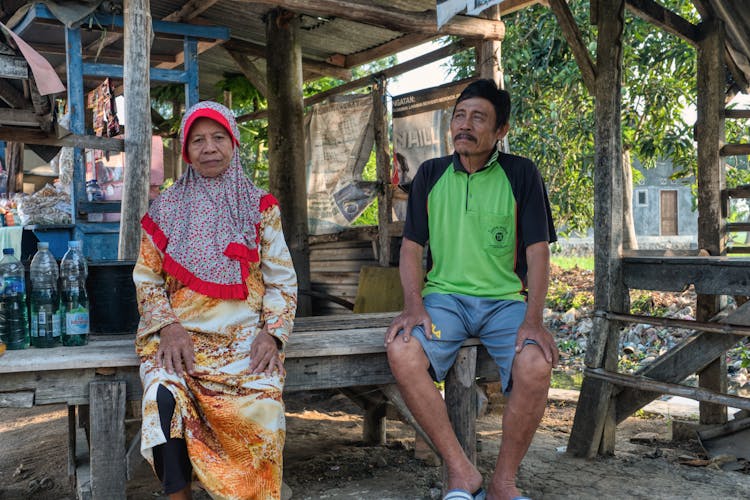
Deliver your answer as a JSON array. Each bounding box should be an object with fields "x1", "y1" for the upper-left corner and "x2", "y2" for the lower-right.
[
  {"x1": 391, "y1": 79, "x2": 473, "y2": 219},
  {"x1": 305, "y1": 95, "x2": 375, "y2": 235}
]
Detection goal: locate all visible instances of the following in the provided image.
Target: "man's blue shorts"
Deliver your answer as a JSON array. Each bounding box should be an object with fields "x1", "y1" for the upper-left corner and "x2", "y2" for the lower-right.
[{"x1": 404, "y1": 293, "x2": 530, "y2": 395}]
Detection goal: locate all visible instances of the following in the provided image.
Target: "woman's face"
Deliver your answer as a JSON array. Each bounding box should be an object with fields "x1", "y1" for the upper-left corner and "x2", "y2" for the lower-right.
[{"x1": 186, "y1": 117, "x2": 234, "y2": 178}]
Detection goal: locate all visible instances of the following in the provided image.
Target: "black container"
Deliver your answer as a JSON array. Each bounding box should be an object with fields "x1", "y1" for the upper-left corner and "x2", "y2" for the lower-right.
[{"x1": 87, "y1": 260, "x2": 139, "y2": 334}]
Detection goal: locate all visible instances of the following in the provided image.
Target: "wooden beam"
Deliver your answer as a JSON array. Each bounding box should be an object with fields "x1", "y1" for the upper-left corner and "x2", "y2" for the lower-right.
[
  {"x1": 223, "y1": 38, "x2": 352, "y2": 80},
  {"x1": 723, "y1": 46, "x2": 750, "y2": 94},
  {"x1": 0, "y1": 53, "x2": 28, "y2": 79},
  {"x1": 622, "y1": 256, "x2": 750, "y2": 296},
  {"x1": 548, "y1": 0, "x2": 596, "y2": 94},
  {"x1": 567, "y1": 0, "x2": 625, "y2": 459},
  {"x1": 0, "y1": 108, "x2": 42, "y2": 127},
  {"x1": 337, "y1": 33, "x2": 436, "y2": 69},
  {"x1": 373, "y1": 77, "x2": 392, "y2": 267},
  {"x1": 613, "y1": 290, "x2": 750, "y2": 424},
  {"x1": 162, "y1": 0, "x2": 221, "y2": 22},
  {"x1": 695, "y1": 15, "x2": 727, "y2": 422},
  {"x1": 89, "y1": 381, "x2": 127, "y2": 499},
  {"x1": 34, "y1": 42, "x2": 175, "y2": 64},
  {"x1": 0, "y1": 127, "x2": 124, "y2": 150},
  {"x1": 265, "y1": 8, "x2": 311, "y2": 316},
  {"x1": 0, "y1": 79, "x2": 28, "y2": 108},
  {"x1": 154, "y1": 39, "x2": 222, "y2": 70},
  {"x1": 601, "y1": 311, "x2": 750, "y2": 337},
  {"x1": 725, "y1": 109, "x2": 750, "y2": 119},
  {"x1": 225, "y1": 48, "x2": 268, "y2": 97},
  {"x1": 691, "y1": 0, "x2": 712, "y2": 19},
  {"x1": 625, "y1": 0, "x2": 698, "y2": 45},
  {"x1": 720, "y1": 143, "x2": 750, "y2": 156},
  {"x1": 587, "y1": 367, "x2": 750, "y2": 412},
  {"x1": 711, "y1": 1, "x2": 750, "y2": 75},
  {"x1": 238, "y1": 40, "x2": 470, "y2": 122},
  {"x1": 243, "y1": 0, "x2": 506, "y2": 40},
  {"x1": 119, "y1": 0, "x2": 152, "y2": 260}
]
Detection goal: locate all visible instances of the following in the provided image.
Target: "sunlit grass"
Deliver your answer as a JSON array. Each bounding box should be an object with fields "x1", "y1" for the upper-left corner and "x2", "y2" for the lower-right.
[{"x1": 551, "y1": 255, "x2": 594, "y2": 270}]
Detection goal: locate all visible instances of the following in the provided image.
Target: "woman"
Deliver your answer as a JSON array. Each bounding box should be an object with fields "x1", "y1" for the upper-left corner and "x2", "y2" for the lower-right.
[{"x1": 134, "y1": 101, "x2": 297, "y2": 500}]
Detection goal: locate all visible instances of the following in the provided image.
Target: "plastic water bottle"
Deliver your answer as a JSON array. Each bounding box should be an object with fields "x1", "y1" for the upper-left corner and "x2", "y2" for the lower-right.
[
  {"x1": 29, "y1": 242, "x2": 61, "y2": 348},
  {"x1": 0, "y1": 248, "x2": 28, "y2": 349},
  {"x1": 60, "y1": 241, "x2": 89, "y2": 346}
]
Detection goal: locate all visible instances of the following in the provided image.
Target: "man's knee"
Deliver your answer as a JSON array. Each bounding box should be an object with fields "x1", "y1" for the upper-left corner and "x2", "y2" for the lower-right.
[
  {"x1": 512, "y1": 344, "x2": 552, "y2": 387},
  {"x1": 386, "y1": 336, "x2": 429, "y2": 376}
]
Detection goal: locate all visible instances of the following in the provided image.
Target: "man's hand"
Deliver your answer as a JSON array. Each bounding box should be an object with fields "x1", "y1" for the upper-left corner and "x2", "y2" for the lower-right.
[
  {"x1": 515, "y1": 320, "x2": 559, "y2": 367},
  {"x1": 157, "y1": 322, "x2": 195, "y2": 376},
  {"x1": 384, "y1": 304, "x2": 433, "y2": 346},
  {"x1": 249, "y1": 328, "x2": 285, "y2": 375}
]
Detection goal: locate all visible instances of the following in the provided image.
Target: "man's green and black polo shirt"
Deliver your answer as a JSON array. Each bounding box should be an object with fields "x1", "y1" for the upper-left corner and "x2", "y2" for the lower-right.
[{"x1": 403, "y1": 150, "x2": 557, "y2": 302}]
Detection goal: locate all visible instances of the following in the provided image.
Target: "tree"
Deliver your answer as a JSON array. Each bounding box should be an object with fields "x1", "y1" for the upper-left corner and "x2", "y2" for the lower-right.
[{"x1": 446, "y1": 1, "x2": 702, "y2": 243}]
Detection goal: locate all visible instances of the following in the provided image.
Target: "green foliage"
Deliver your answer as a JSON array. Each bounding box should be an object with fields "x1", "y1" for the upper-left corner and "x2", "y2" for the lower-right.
[
  {"x1": 352, "y1": 149, "x2": 379, "y2": 226},
  {"x1": 546, "y1": 282, "x2": 592, "y2": 311},
  {"x1": 444, "y1": 0, "x2": 701, "y2": 234},
  {"x1": 551, "y1": 256, "x2": 594, "y2": 270},
  {"x1": 629, "y1": 290, "x2": 668, "y2": 316}
]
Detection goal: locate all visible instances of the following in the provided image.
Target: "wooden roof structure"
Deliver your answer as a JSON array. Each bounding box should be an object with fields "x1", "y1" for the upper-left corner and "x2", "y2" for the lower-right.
[{"x1": 0, "y1": 0, "x2": 750, "y2": 465}]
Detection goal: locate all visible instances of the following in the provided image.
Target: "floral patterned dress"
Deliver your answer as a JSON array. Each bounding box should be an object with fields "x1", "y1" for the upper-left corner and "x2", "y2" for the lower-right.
[{"x1": 134, "y1": 200, "x2": 297, "y2": 500}]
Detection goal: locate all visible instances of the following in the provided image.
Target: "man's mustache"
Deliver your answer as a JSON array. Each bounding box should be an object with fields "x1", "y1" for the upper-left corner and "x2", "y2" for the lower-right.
[{"x1": 454, "y1": 133, "x2": 476, "y2": 142}]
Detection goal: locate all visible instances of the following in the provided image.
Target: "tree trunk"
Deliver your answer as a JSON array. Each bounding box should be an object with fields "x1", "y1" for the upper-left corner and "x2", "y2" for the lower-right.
[{"x1": 622, "y1": 149, "x2": 638, "y2": 250}]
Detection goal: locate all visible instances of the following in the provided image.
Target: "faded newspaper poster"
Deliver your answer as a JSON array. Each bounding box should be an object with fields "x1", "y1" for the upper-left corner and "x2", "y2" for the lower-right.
[
  {"x1": 391, "y1": 79, "x2": 472, "y2": 219},
  {"x1": 305, "y1": 94, "x2": 375, "y2": 235}
]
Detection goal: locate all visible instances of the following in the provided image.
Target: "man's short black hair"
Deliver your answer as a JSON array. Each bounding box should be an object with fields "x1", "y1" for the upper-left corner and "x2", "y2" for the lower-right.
[{"x1": 455, "y1": 79, "x2": 511, "y2": 129}]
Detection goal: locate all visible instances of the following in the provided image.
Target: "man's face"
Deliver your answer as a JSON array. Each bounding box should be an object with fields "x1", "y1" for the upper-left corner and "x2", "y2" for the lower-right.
[{"x1": 450, "y1": 97, "x2": 507, "y2": 161}]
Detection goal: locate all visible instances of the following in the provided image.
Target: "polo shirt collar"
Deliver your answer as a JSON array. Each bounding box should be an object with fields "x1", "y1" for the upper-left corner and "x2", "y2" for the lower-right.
[{"x1": 452, "y1": 148, "x2": 500, "y2": 173}]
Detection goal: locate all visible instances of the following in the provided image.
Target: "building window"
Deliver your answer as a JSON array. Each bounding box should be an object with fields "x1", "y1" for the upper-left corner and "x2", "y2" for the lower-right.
[{"x1": 635, "y1": 189, "x2": 648, "y2": 207}]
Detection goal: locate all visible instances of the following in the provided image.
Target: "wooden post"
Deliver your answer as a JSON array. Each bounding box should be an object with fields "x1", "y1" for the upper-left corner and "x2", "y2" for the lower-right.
[
  {"x1": 696, "y1": 18, "x2": 728, "y2": 425},
  {"x1": 119, "y1": 0, "x2": 152, "y2": 260},
  {"x1": 5, "y1": 141, "x2": 22, "y2": 194},
  {"x1": 568, "y1": 0, "x2": 625, "y2": 458},
  {"x1": 362, "y1": 403, "x2": 387, "y2": 445},
  {"x1": 89, "y1": 380, "x2": 126, "y2": 500},
  {"x1": 372, "y1": 77, "x2": 392, "y2": 267},
  {"x1": 265, "y1": 8, "x2": 311, "y2": 315},
  {"x1": 65, "y1": 25, "x2": 85, "y2": 224},
  {"x1": 478, "y1": 5, "x2": 503, "y2": 85},
  {"x1": 442, "y1": 346, "x2": 477, "y2": 494},
  {"x1": 479, "y1": 5, "x2": 510, "y2": 153}
]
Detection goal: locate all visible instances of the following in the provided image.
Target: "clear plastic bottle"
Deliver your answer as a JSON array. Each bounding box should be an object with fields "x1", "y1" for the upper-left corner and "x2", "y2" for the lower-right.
[
  {"x1": 29, "y1": 242, "x2": 61, "y2": 348},
  {"x1": 0, "y1": 248, "x2": 29, "y2": 349},
  {"x1": 60, "y1": 241, "x2": 89, "y2": 346}
]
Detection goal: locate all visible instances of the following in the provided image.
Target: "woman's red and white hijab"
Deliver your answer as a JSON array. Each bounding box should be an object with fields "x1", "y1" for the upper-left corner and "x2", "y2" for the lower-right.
[{"x1": 141, "y1": 101, "x2": 272, "y2": 299}]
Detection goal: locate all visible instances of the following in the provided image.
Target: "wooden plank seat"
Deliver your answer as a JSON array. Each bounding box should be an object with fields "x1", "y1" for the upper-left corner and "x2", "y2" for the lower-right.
[{"x1": 0, "y1": 312, "x2": 500, "y2": 499}]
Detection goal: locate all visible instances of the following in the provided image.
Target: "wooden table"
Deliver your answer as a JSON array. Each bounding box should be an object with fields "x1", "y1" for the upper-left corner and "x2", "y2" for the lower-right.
[{"x1": 0, "y1": 312, "x2": 499, "y2": 499}]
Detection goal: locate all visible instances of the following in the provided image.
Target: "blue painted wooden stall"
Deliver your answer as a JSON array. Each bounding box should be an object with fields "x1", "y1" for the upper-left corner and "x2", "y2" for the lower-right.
[{"x1": 13, "y1": 4, "x2": 228, "y2": 259}]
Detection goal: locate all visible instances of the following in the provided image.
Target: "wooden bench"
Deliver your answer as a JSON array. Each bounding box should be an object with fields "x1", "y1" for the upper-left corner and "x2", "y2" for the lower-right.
[{"x1": 0, "y1": 312, "x2": 499, "y2": 499}]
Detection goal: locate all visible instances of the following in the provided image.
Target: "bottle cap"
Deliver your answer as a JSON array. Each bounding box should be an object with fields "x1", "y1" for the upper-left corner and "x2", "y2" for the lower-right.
[
  {"x1": 2, "y1": 248, "x2": 13, "y2": 255},
  {"x1": 37, "y1": 242, "x2": 49, "y2": 250}
]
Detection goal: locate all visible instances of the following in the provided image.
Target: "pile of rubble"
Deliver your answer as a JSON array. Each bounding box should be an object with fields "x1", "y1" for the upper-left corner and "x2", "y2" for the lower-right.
[{"x1": 545, "y1": 265, "x2": 750, "y2": 394}]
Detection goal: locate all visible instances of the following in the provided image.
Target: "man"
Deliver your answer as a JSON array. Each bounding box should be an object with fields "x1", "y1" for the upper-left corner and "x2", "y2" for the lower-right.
[{"x1": 385, "y1": 79, "x2": 559, "y2": 500}]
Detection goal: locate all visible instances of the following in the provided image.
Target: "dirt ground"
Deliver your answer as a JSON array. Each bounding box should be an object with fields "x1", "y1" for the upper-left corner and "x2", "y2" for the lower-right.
[{"x1": 2, "y1": 389, "x2": 750, "y2": 500}]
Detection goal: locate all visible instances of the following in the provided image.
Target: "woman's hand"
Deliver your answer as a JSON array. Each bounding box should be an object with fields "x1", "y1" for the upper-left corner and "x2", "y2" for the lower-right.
[
  {"x1": 157, "y1": 322, "x2": 195, "y2": 376},
  {"x1": 249, "y1": 328, "x2": 285, "y2": 376}
]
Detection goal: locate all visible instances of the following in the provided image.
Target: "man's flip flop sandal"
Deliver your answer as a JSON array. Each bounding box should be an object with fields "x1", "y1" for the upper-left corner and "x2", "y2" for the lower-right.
[{"x1": 443, "y1": 488, "x2": 486, "y2": 500}]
